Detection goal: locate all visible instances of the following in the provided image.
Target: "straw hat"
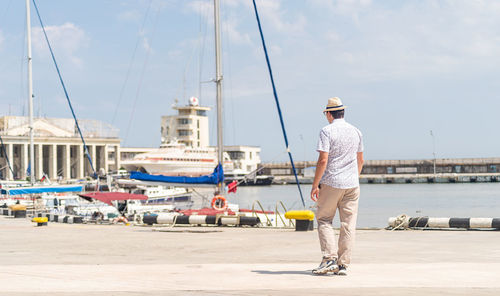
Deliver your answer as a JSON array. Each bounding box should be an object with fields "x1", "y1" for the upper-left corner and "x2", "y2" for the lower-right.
[{"x1": 323, "y1": 97, "x2": 345, "y2": 112}]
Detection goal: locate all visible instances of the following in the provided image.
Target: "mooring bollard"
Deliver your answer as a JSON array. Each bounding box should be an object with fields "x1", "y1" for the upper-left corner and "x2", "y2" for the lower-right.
[
  {"x1": 9, "y1": 204, "x2": 27, "y2": 218},
  {"x1": 285, "y1": 210, "x2": 315, "y2": 231},
  {"x1": 32, "y1": 217, "x2": 48, "y2": 227}
]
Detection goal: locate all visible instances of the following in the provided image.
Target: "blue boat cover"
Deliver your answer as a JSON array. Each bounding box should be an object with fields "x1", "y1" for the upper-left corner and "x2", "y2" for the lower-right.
[
  {"x1": 130, "y1": 164, "x2": 224, "y2": 185},
  {"x1": 1, "y1": 185, "x2": 84, "y2": 196}
]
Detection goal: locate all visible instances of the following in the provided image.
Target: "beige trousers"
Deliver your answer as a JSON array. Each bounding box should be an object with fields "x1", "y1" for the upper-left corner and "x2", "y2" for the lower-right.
[{"x1": 316, "y1": 184, "x2": 360, "y2": 267}]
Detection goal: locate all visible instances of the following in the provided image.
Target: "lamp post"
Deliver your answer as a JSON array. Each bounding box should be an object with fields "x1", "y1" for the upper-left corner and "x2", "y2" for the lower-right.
[{"x1": 430, "y1": 130, "x2": 436, "y2": 175}]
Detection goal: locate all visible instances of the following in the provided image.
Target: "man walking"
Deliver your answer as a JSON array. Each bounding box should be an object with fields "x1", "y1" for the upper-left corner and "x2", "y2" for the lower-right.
[{"x1": 310, "y1": 97, "x2": 364, "y2": 276}]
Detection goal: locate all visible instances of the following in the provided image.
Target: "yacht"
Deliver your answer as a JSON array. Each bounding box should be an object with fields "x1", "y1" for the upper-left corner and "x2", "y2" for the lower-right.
[{"x1": 121, "y1": 141, "x2": 233, "y2": 176}]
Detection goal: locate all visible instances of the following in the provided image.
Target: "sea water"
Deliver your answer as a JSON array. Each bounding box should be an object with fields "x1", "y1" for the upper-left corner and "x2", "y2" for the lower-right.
[{"x1": 225, "y1": 183, "x2": 500, "y2": 228}]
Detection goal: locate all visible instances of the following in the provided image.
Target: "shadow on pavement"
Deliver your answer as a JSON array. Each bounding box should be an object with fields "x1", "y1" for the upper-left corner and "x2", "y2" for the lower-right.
[{"x1": 251, "y1": 270, "x2": 313, "y2": 275}]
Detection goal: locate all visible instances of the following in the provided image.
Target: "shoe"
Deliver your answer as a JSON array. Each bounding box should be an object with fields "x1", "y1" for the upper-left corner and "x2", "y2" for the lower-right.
[
  {"x1": 312, "y1": 258, "x2": 339, "y2": 275},
  {"x1": 336, "y1": 265, "x2": 347, "y2": 276}
]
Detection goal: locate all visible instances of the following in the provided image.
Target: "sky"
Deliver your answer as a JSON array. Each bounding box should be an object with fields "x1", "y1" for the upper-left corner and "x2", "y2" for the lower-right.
[{"x1": 1, "y1": 0, "x2": 500, "y2": 162}]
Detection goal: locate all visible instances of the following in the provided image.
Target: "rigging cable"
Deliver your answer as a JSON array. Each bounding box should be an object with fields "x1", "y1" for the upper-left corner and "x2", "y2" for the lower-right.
[
  {"x1": 0, "y1": 0, "x2": 13, "y2": 19},
  {"x1": 198, "y1": 1, "x2": 210, "y2": 102},
  {"x1": 32, "y1": 0, "x2": 96, "y2": 177},
  {"x1": 220, "y1": 0, "x2": 237, "y2": 145},
  {"x1": 252, "y1": 0, "x2": 306, "y2": 208},
  {"x1": 0, "y1": 0, "x2": 15, "y2": 75},
  {"x1": 123, "y1": 4, "x2": 162, "y2": 146},
  {"x1": 0, "y1": 135, "x2": 15, "y2": 178},
  {"x1": 111, "y1": 0, "x2": 153, "y2": 125},
  {"x1": 19, "y1": 5, "x2": 27, "y2": 117}
]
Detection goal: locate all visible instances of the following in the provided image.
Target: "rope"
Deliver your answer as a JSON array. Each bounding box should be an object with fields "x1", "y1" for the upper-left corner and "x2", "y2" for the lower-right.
[
  {"x1": 389, "y1": 214, "x2": 430, "y2": 231},
  {"x1": 32, "y1": 0, "x2": 96, "y2": 178},
  {"x1": 390, "y1": 214, "x2": 408, "y2": 231},
  {"x1": 191, "y1": 188, "x2": 212, "y2": 208},
  {"x1": 229, "y1": 150, "x2": 287, "y2": 188},
  {"x1": 412, "y1": 216, "x2": 429, "y2": 229},
  {"x1": 252, "y1": 0, "x2": 305, "y2": 208},
  {"x1": 170, "y1": 214, "x2": 178, "y2": 228}
]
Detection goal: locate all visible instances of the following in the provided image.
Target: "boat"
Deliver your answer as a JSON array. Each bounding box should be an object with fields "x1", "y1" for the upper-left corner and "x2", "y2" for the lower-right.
[
  {"x1": 224, "y1": 172, "x2": 274, "y2": 186},
  {"x1": 0, "y1": 184, "x2": 85, "y2": 216},
  {"x1": 78, "y1": 191, "x2": 173, "y2": 218},
  {"x1": 121, "y1": 140, "x2": 233, "y2": 176},
  {"x1": 130, "y1": 185, "x2": 192, "y2": 206}
]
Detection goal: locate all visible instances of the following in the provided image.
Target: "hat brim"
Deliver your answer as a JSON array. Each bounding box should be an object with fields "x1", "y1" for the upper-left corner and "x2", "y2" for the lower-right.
[{"x1": 323, "y1": 105, "x2": 346, "y2": 112}]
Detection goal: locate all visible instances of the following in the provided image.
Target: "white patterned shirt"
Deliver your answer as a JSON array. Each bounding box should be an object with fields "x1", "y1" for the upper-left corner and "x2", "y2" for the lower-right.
[{"x1": 316, "y1": 118, "x2": 363, "y2": 189}]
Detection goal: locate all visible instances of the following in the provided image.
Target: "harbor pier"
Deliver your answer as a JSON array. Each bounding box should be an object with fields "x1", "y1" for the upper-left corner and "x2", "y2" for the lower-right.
[
  {"x1": 263, "y1": 158, "x2": 500, "y2": 184},
  {"x1": 1, "y1": 215, "x2": 500, "y2": 295}
]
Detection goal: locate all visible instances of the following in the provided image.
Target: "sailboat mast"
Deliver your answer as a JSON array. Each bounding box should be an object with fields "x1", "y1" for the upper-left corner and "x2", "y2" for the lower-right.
[
  {"x1": 214, "y1": 0, "x2": 224, "y2": 192},
  {"x1": 26, "y1": 0, "x2": 35, "y2": 185}
]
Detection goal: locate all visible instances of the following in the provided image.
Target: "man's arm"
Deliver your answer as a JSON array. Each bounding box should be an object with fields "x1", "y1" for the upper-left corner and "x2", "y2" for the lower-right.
[
  {"x1": 357, "y1": 152, "x2": 364, "y2": 176},
  {"x1": 310, "y1": 151, "x2": 329, "y2": 202}
]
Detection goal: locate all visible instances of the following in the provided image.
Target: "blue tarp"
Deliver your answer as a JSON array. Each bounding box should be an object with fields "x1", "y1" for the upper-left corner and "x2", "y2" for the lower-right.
[
  {"x1": 1, "y1": 185, "x2": 83, "y2": 196},
  {"x1": 130, "y1": 164, "x2": 224, "y2": 185}
]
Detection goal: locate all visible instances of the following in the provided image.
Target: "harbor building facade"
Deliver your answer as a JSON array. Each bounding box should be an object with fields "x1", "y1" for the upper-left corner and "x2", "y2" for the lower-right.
[
  {"x1": 0, "y1": 116, "x2": 120, "y2": 181},
  {"x1": 224, "y1": 145, "x2": 261, "y2": 174},
  {"x1": 161, "y1": 97, "x2": 210, "y2": 148}
]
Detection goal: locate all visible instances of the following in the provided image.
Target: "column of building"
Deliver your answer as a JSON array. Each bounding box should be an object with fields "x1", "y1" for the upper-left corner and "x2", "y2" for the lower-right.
[
  {"x1": 103, "y1": 145, "x2": 109, "y2": 174},
  {"x1": 49, "y1": 144, "x2": 57, "y2": 180},
  {"x1": 6, "y1": 143, "x2": 13, "y2": 180},
  {"x1": 77, "y1": 144, "x2": 84, "y2": 179},
  {"x1": 63, "y1": 144, "x2": 71, "y2": 179},
  {"x1": 91, "y1": 145, "x2": 96, "y2": 174},
  {"x1": 22, "y1": 143, "x2": 28, "y2": 179},
  {"x1": 36, "y1": 144, "x2": 43, "y2": 180},
  {"x1": 115, "y1": 145, "x2": 120, "y2": 172}
]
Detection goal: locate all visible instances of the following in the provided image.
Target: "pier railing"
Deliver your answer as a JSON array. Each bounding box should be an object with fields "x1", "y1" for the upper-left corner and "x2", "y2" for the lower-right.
[{"x1": 250, "y1": 200, "x2": 294, "y2": 228}]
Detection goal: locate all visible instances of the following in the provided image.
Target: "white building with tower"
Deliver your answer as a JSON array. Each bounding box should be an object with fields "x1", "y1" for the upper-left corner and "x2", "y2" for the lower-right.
[
  {"x1": 113, "y1": 97, "x2": 262, "y2": 177},
  {"x1": 161, "y1": 97, "x2": 210, "y2": 148}
]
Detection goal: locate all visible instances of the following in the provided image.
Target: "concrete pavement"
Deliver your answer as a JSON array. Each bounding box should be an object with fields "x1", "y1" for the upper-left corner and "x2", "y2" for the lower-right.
[{"x1": 1, "y1": 216, "x2": 500, "y2": 295}]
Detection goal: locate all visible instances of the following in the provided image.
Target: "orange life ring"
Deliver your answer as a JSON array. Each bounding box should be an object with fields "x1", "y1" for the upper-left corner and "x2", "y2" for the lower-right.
[{"x1": 211, "y1": 195, "x2": 227, "y2": 210}]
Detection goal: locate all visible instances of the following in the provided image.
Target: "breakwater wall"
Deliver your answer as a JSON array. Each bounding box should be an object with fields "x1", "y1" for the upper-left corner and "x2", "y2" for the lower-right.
[
  {"x1": 264, "y1": 157, "x2": 500, "y2": 185},
  {"x1": 360, "y1": 173, "x2": 500, "y2": 184},
  {"x1": 272, "y1": 173, "x2": 500, "y2": 185}
]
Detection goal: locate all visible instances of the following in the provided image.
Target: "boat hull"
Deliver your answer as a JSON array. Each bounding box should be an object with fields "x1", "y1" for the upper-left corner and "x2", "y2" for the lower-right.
[{"x1": 225, "y1": 175, "x2": 274, "y2": 186}]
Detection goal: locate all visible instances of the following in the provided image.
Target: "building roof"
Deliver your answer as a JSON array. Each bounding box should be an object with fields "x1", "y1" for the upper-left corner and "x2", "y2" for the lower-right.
[
  {"x1": 173, "y1": 106, "x2": 211, "y2": 111},
  {"x1": 0, "y1": 116, "x2": 119, "y2": 138}
]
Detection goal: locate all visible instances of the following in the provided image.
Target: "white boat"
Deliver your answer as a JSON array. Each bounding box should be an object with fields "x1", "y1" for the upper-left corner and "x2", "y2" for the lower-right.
[
  {"x1": 42, "y1": 194, "x2": 119, "y2": 218},
  {"x1": 121, "y1": 141, "x2": 233, "y2": 176},
  {"x1": 131, "y1": 185, "x2": 192, "y2": 205}
]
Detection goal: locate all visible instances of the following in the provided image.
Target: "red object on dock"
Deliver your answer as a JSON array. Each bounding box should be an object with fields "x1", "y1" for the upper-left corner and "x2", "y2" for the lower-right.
[
  {"x1": 179, "y1": 208, "x2": 237, "y2": 216},
  {"x1": 79, "y1": 192, "x2": 148, "y2": 205},
  {"x1": 227, "y1": 180, "x2": 238, "y2": 193}
]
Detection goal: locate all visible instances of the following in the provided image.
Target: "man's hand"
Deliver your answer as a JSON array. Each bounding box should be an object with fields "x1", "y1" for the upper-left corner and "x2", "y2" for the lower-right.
[
  {"x1": 310, "y1": 187, "x2": 319, "y2": 202},
  {"x1": 311, "y1": 151, "x2": 328, "y2": 202}
]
